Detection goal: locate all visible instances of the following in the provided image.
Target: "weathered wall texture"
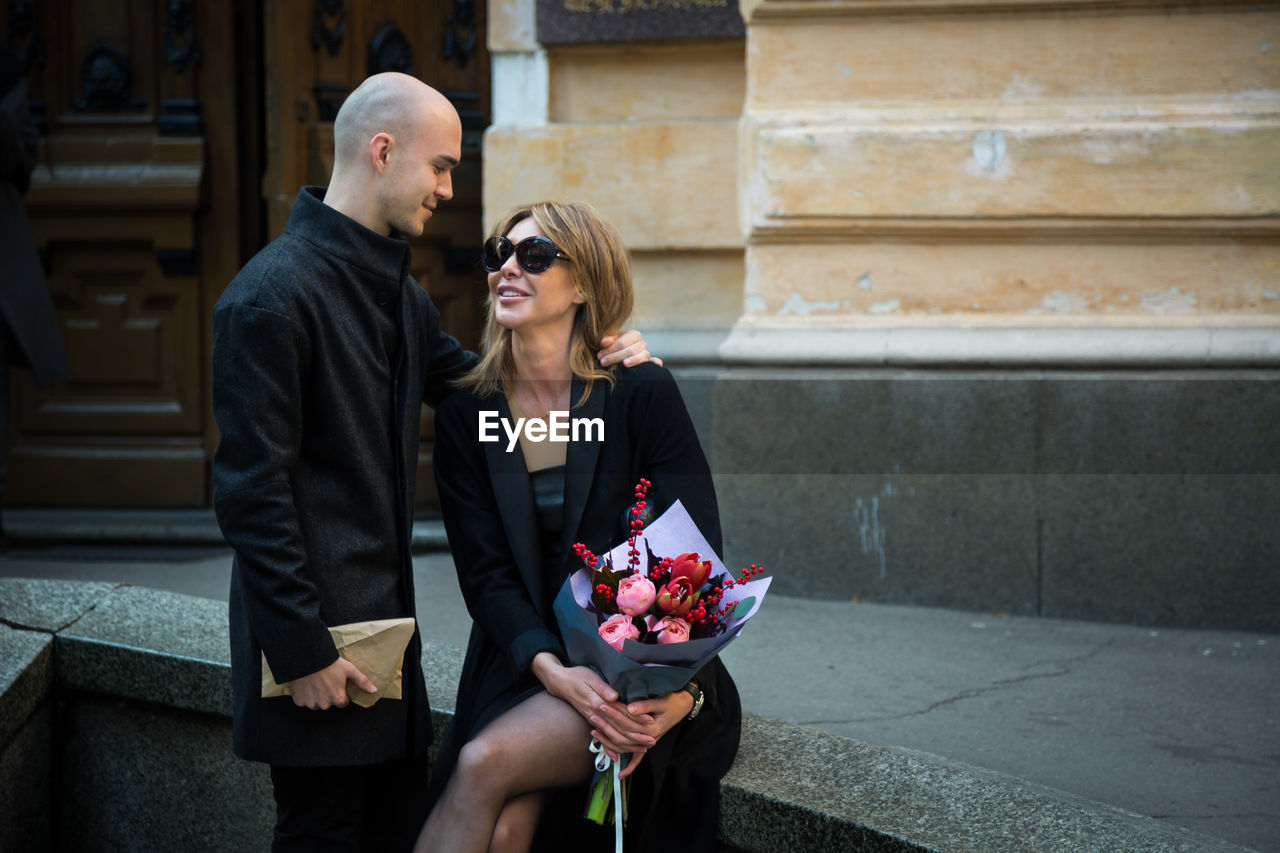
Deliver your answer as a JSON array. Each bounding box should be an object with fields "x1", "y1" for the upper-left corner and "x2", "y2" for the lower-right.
[
  {"x1": 486, "y1": 0, "x2": 1280, "y2": 629},
  {"x1": 485, "y1": 6, "x2": 745, "y2": 334},
  {"x1": 489, "y1": 0, "x2": 1278, "y2": 349},
  {"x1": 739, "y1": 1, "x2": 1279, "y2": 335}
]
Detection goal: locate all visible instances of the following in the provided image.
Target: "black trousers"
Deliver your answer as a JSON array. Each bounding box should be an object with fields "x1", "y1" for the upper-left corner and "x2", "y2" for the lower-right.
[{"x1": 269, "y1": 754, "x2": 431, "y2": 853}]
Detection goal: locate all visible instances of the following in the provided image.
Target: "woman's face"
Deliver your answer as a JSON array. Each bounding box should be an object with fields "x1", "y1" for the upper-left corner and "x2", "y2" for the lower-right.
[{"x1": 489, "y1": 218, "x2": 583, "y2": 335}]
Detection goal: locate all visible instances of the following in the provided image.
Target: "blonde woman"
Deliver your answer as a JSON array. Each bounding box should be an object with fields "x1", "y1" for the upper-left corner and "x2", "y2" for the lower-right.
[{"x1": 416, "y1": 202, "x2": 740, "y2": 852}]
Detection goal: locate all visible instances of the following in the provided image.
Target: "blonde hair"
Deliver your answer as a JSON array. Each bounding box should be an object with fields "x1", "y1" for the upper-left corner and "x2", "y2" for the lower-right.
[{"x1": 458, "y1": 202, "x2": 634, "y2": 406}]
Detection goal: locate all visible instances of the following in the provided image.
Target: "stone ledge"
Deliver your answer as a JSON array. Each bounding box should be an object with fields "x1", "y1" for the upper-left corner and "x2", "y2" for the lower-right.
[
  {"x1": 741, "y1": 0, "x2": 1268, "y2": 21},
  {"x1": 722, "y1": 326, "x2": 1280, "y2": 367},
  {"x1": 644, "y1": 326, "x2": 1280, "y2": 367},
  {"x1": 0, "y1": 578, "x2": 121, "y2": 633},
  {"x1": 0, "y1": 624, "x2": 52, "y2": 748},
  {"x1": 0, "y1": 581, "x2": 1256, "y2": 853},
  {"x1": 723, "y1": 713, "x2": 1248, "y2": 852},
  {"x1": 1, "y1": 509, "x2": 449, "y2": 551}
]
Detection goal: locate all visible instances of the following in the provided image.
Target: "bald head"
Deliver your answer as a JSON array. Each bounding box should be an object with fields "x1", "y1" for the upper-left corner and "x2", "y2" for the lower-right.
[
  {"x1": 333, "y1": 72, "x2": 455, "y2": 169},
  {"x1": 324, "y1": 72, "x2": 463, "y2": 237}
]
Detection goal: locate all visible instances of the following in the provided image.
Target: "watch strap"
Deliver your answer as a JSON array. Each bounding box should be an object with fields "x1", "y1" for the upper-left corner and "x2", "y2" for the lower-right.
[{"x1": 681, "y1": 682, "x2": 704, "y2": 720}]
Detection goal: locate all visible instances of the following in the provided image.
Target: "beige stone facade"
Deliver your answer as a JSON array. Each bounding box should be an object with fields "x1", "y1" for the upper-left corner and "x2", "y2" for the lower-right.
[
  {"x1": 487, "y1": 0, "x2": 1279, "y2": 363},
  {"x1": 483, "y1": 2, "x2": 1280, "y2": 631}
]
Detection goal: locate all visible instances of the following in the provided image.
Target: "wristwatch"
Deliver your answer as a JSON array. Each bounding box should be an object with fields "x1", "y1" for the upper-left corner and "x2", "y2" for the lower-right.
[{"x1": 681, "y1": 682, "x2": 704, "y2": 720}]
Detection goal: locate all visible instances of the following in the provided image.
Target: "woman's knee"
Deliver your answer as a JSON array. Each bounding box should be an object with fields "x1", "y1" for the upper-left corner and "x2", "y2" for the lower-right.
[{"x1": 454, "y1": 734, "x2": 510, "y2": 795}]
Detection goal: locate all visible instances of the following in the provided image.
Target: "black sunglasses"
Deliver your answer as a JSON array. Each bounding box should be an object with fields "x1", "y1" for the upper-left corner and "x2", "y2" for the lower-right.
[{"x1": 482, "y1": 235, "x2": 571, "y2": 274}]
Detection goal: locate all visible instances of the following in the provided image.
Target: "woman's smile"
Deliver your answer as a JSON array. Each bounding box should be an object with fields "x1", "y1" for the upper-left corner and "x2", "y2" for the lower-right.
[{"x1": 495, "y1": 282, "x2": 531, "y2": 302}]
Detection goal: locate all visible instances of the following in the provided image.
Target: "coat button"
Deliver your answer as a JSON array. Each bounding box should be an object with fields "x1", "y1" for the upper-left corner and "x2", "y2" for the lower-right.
[{"x1": 376, "y1": 290, "x2": 391, "y2": 306}]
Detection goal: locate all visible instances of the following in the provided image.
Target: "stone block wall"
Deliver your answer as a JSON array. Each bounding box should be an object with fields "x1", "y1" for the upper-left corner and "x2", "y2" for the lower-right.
[
  {"x1": 486, "y1": 1, "x2": 1279, "y2": 631},
  {"x1": 738, "y1": 0, "x2": 1278, "y2": 330},
  {"x1": 696, "y1": 369, "x2": 1280, "y2": 633}
]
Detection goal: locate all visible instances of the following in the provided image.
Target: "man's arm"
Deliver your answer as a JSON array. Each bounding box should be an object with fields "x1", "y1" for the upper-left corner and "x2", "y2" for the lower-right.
[
  {"x1": 420, "y1": 296, "x2": 479, "y2": 409},
  {"x1": 212, "y1": 299, "x2": 340, "y2": 687}
]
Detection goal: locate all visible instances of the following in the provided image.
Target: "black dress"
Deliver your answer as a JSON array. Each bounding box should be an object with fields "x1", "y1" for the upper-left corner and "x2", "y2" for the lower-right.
[{"x1": 429, "y1": 365, "x2": 741, "y2": 852}]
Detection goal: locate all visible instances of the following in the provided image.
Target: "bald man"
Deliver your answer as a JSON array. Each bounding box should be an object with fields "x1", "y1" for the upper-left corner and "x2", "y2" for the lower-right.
[{"x1": 212, "y1": 74, "x2": 650, "y2": 851}]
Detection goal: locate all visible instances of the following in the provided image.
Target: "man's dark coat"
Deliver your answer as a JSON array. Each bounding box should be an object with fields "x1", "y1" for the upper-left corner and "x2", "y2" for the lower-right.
[{"x1": 212, "y1": 186, "x2": 475, "y2": 766}]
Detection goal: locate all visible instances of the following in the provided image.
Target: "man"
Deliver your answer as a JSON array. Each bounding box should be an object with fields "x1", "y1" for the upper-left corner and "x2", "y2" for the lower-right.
[
  {"x1": 0, "y1": 48, "x2": 68, "y2": 549},
  {"x1": 212, "y1": 73, "x2": 651, "y2": 851}
]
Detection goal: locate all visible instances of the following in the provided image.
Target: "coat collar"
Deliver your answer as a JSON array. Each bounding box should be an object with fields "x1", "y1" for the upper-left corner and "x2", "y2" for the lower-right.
[
  {"x1": 481, "y1": 393, "x2": 544, "y2": 612},
  {"x1": 479, "y1": 375, "x2": 609, "y2": 617},
  {"x1": 560, "y1": 374, "x2": 607, "y2": 563},
  {"x1": 286, "y1": 186, "x2": 411, "y2": 282}
]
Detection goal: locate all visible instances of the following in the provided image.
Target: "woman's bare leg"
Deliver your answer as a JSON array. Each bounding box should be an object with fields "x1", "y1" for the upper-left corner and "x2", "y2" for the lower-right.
[
  {"x1": 414, "y1": 692, "x2": 595, "y2": 853},
  {"x1": 487, "y1": 792, "x2": 545, "y2": 853}
]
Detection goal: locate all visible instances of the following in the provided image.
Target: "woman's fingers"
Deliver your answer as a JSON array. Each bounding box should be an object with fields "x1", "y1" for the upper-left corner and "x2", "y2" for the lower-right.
[
  {"x1": 590, "y1": 729, "x2": 629, "y2": 760},
  {"x1": 589, "y1": 707, "x2": 654, "y2": 750},
  {"x1": 581, "y1": 669, "x2": 619, "y2": 703},
  {"x1": 590, "y1": 728, "x2": 651, "y2": 778},
  {"x1": 626, "y1": 697, "x2": 663, "y2": 717},
  {"x1": 618, "y1": 749, "x2": 648, "y2": 780},
  {"x1": 596, "y1": 701, "x2": 655, "y2": 741}
]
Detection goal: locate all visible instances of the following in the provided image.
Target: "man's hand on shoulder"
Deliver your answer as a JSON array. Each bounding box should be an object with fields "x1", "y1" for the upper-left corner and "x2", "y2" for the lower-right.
[
  {"x1": 598, "y1": 330, "x2": 662, "y2": 368},
  {"x1": 288, "y1": 657, "x2": 377, "y2": 710}
]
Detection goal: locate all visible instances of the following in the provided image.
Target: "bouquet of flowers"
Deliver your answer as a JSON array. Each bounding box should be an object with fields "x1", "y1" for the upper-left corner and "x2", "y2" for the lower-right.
[{"x1": 552, "y1": 479, "x2": 771, "y2": 847}]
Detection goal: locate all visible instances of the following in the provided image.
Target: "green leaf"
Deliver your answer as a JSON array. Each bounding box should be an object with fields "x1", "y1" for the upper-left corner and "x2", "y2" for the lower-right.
[{"x1": 584, "y1": 772, "x2": 612, "y2": 825}]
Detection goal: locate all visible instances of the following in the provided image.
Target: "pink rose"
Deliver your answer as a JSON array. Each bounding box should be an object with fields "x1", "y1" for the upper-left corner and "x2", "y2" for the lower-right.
[
  {"x1": 615, "y1": 574, "x2": 656, "y2": 617},
  {"x1": 650, "y1": 615, "x2": 691, "y2": 644},
  {"x1": 599, "y1": 614, "x2": 640, "y2": 651},
  {"x1": 669, "y1": 552, "x2": 712, "y2": 589}
]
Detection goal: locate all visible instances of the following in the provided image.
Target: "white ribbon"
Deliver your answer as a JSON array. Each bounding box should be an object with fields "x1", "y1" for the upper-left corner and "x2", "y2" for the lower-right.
[{"x1": 589, "y1": 738, "x2": 624, "y2": 853}]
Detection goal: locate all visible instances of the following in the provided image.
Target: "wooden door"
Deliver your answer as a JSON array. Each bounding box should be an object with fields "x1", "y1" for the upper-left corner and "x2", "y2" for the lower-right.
[
  {"x1": 3, "y1": 0, "x2": 258, "y2": 507},
  {"x1": 261, "y1": 0, "x2": 490, "y2": 511},
  {"x1": 3, "y1": 0, "x2": 488, "y2": 510}
]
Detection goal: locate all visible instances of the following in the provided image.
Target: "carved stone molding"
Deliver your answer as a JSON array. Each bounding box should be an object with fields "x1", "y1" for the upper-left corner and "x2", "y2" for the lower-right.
[
  {"x1": 744, "y1": 103, "x2": 1280, "y2": 242},
  {"x1": 741, "y1": 0, "x2": 1271, "y2": 20},
  {"x1": 714, "y1": 324, "x2": 1280, "y2": 366}
]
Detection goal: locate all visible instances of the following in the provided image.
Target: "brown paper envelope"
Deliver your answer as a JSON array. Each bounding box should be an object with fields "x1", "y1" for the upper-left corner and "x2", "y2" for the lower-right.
[{"x1": 261, "y1": 617, "x2": 416, "y2": 708}]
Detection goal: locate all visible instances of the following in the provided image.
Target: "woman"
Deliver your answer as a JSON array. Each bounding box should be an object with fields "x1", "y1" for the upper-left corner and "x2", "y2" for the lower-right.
[{"x1": 416, "y1": 202, "x2": 740, "y2": 853}]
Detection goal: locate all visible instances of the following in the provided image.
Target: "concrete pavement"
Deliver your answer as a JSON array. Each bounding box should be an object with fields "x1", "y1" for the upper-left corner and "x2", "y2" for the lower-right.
[{"x1": 1, "y1": 541, "x2": 1276, "y2": 852}]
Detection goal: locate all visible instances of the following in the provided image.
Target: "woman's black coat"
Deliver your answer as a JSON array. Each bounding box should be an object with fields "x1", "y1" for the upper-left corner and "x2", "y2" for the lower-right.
[{"x1": 431, "y1": 362, "x2": 741, "y2": 852}]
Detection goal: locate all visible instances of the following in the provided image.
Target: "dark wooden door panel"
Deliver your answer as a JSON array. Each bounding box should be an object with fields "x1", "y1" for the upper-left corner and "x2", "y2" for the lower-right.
[
  {"x1": 3, "y1": 0, "x2": 487, "y2": 509},
  {"x1": 22, "y1": 244, "x2": 201, "y2": 436},
  {"x1": 2, "y1": 0, "x2": 248, "y2": 507}
]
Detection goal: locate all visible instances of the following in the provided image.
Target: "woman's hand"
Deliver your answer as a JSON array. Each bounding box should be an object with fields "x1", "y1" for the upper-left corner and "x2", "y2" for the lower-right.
[
  {"x1": 530, "y1": 653, "x2": 656, "y2": 758},
  {"x1": 598, "y1": 688, "x2": 697, "y2": 780}
]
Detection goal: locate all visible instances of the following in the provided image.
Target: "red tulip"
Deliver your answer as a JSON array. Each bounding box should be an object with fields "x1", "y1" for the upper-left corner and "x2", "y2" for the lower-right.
[
  {"x1": 669, "y1": 552, "x2": 712, "y2": 589},
  {"x1": 655, "y1": 577, "x2": 695, "y2": 617}
]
